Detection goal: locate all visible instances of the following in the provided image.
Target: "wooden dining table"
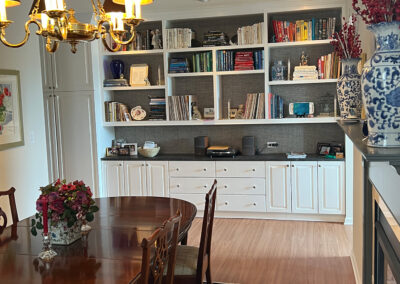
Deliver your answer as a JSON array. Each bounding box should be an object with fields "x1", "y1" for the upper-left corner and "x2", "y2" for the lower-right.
[{"x1": 0, "y1": 196, "x2": 197, "y2": 283}]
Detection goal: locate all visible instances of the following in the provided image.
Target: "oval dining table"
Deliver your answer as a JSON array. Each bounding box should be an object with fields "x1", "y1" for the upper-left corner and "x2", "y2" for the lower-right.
[{"x1": 0, "y1": 196, "x2": 197, "y2": 283}]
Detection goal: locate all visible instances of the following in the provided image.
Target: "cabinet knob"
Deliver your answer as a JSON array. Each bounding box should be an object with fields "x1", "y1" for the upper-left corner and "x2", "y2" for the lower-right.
[
  {"x1": 252, "y1": 169, "x2": 256, "y2": 172},
  {"x1": 292, "y1": 165, "x2": 294, "y2": 167},
  {"x1": 253, "y1": 202, "x2": 257, "y2": 206},
  {"x1": 177, "y1": 184, "x2": 180, "y2": 188},
  {"x1": 252, "y1": 185, "x2": 256, "y2": 189},
  {"x1": 203, "y1": 185, "x2": 208, "y2": 188},
  {"x1": 224, "y1": 185, "x2": 228, "y2": 189},
  {"x1": 286, "y1": 165, "x2": 289, "y2": 167},
  {"x1": 224, "y1": 168, "x2": 227, "y2": 172},
  {"x1": 224, "y1": 201, "x2": 229, "y2": 205},
  {"x1": 319, "y1": 165, "x2": 321, "y2": 167},
  {"x1": 142, "y1": 164, "x2": 145, "y2": 166},
  {"x1": 146, "y1": 164, "x2": 149, "y2": 167},
  {"x1": 119, "y1": 163, "x2": 122, "y2": 166},
  {"x1": 176, "y1": 168, "x2": 180, "y2": 171},
  {"x1": 203, "y1": 168, "x2": 207, "y2": 172}
]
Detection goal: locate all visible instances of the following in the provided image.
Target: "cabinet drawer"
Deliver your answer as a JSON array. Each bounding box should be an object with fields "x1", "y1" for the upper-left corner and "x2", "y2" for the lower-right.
[
  {"x1": 216, "y1": 162, "x2": 265, "y2": 178},
  {"x1": 170, "y1": 178, "x2": 215, "y2": 194},
  {"x1": 217, "y1": 178, "x2": 265, "y2": 195},
  {"x1": 217, "y1": 195, "x2": 266, "y2": 212},
  {"x1": 170, "y1": 194, "x2": 206, "y2": 211},
  {"x1": 169, "y1": 161, "x2": 215, "y2": 177}
]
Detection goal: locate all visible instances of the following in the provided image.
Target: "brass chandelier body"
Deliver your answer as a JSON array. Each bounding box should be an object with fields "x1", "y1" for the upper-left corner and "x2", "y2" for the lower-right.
[{"x1": 0, "y1": 0, "x2": 151, "y2": 53}]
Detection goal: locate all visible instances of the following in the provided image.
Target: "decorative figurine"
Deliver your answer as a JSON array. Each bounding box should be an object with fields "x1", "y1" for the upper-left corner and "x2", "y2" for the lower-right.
[
  {"x1": 151, "y1": 29, "x2": 162, "y2": 49},
  {"x1": 300, "y1": 51, "x2": 309, "y2": 66},
  {"x1": 110, "y1": 60, "x2": 125, "y2": 79},
  {"x1": 271, "y1": 60, "x2": 287, "y2": 81},
  {"x1": 192, "y1": 106, "x2": 202, "y2": 120},
  {"x1": 235, "y1": 104, "x2": 245, "y2": 119}
]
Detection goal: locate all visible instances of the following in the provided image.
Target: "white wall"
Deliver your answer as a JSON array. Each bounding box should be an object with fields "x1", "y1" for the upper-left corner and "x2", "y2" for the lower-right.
[{"x1": 0, "y1": 2, "x2": 49, "y2": 220}]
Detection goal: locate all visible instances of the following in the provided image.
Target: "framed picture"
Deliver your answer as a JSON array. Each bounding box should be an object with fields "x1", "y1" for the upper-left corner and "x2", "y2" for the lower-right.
[
  {"x1": 123, "y1": 143, "x2": 138, "y2": 156},
  {"x1": 0, "y1": 70, "x2": 24, "y2": 151},
  {"x1": 317, "y1": 143, "x2": 331, "y2": 155},
  {"x1": 203, "y1": 108, "x2": 214, "y2": 119},
  {"x1": 130, "y1": 64, "x2": 149, "y2": 86}
]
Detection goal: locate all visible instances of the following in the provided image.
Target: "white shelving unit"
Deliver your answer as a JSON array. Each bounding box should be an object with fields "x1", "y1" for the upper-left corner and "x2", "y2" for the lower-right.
[{"x1": 100, "y1": 7, "x2": 342, "y2": 127}]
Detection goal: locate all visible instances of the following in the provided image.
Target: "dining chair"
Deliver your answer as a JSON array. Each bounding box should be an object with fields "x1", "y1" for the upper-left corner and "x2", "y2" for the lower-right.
[
  {"x1": 0, "y1": 187, "x2": 19, "y2": 234},
  {"x1": 173, "y1": 179, "x2": 217, "y2": 284},
  {"x1": 139, "y1": 211, "x2": 182, "y2": 284}
]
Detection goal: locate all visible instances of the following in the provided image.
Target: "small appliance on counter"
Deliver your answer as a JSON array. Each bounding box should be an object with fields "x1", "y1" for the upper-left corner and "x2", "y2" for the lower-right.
[
  {"x1": 194, "y1": 136, "x2": 209, "y2": 156},
  {"x1": 242, "y1": 136, "x2": 255, "y2": 156},
  {"x1": 206, "y1": 146, "x2": 237, "y2": 158}
]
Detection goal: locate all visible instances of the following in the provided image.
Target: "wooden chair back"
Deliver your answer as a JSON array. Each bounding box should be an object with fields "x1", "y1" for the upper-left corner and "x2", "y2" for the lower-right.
[
  {"x1": 140, "y1": 211, "x2": 182, "y2": 284},
  {"x1": 0, "y1": 187, "x2": 18, "y2": 233},
  {"x1": 196, "y1": 179, "x2": 217, "y2": 284}
]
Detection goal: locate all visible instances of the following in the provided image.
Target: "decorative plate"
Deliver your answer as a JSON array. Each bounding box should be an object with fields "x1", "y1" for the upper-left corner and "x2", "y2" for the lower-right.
[{"x1": 131, "y1": 106, "x2": 147, "y2": 121}]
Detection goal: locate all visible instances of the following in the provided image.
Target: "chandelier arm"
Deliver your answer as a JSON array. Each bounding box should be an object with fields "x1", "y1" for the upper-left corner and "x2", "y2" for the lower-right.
[
  {"x1": 0, "y1": 19, "x2": 43, "y2": 48},
  {"x1": 101, "y1": 36, "x2": 122, "y2": 52},
  {"x1": 45, "y1": 38, "x2": 60, "y2": 53},
  {"x1": 109, "y1": 27, "x2": 136, "y2": 45}
]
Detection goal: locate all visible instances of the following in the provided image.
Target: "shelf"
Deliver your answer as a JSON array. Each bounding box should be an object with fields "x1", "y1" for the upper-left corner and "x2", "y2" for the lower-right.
[
  {"x1": 268, "y1": 79, "x2": 338, "y2": 85},
  {"x1": 104, "y1": 117, "x2": 338, "y2": 127},
  {"x1": 166, "y1": 47, "x2": 213, "y2": 53},
  {"x1": 216, "y1": 70, "x2": 265, "y2": 76},
  {"x1": 167, "y1": 44, "x2": 265, "y2": 54},
  {"x1": 102, "y1": 49, "x2": 164, "y2": 56},
  {"x1": 103, "y1": 85, "x2": 166, "y2": 91},
  {"x1": 168, "y1": 72, "x2": 213, "y2": 77},
  {"x1": 214, "y1": 44, "x2": 264, "y2": 51},
  {"x1": 267, "y1": 39, "x2": 332, "y2": 48}
]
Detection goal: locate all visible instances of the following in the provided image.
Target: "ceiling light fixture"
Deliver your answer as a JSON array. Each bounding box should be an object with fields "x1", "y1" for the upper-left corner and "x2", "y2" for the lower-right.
[{"x1": 0, "y1": 0, "x2": 153, "y2": 53}]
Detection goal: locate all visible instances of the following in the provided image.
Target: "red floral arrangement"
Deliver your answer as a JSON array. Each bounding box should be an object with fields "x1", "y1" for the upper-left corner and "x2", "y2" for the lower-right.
[
  {"x1": 31, "y1": 179, "x2": 98, "y2": 236},
  {"x1": 353, "y1": 0, "x2": 400, "y2": 24},
  {"x1": 331, "y1": 15, "x2": 362, "y2": 59}
]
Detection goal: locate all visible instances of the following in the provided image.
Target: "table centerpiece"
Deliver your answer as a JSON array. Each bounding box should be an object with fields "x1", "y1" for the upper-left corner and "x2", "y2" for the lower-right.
[{"x1": 31, "y1": 179, "x2": 99, "y2": 246}]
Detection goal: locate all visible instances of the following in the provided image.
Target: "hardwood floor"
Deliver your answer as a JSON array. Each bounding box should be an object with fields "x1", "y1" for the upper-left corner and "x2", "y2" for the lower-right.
[{"x1": 187, "y1": 218, "x2": 355, "y2": 284}]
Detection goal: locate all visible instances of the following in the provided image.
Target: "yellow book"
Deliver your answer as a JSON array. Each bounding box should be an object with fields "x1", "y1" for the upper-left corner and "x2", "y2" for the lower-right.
[
  {"x1": 299, "y1": 21, "x2": 305, "y2": 41},
  {"x1": 303, "y1": 22, "x2": 308, "y2": 41}
]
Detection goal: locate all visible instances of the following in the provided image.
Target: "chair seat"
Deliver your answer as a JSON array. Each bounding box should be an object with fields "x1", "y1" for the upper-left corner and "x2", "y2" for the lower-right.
[{"x1": 174, "y1": 245, "x2": 199, "y2": 276}]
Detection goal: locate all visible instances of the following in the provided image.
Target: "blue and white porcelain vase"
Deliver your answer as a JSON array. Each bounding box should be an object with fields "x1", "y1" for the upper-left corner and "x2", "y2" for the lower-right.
[
  {"x1": 361, "y1": 21, "x2": 400, "y2": 147},
  {"x1": 337, "y1": 58, "x2": 362, "y2": 119}
]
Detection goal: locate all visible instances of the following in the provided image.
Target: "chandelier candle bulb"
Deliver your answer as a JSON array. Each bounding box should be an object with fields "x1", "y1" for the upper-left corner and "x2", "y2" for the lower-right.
[
  {"x1": 125, "y1": 0, "x2": 134, "y2": 18},
  {"x1": 41, "y1": 13, "x2": 49, "y2": 29},
  {"x1": 109, "y1": 12, "x2": 124, "y2": 31},
  {"x1": 135, "y1": 0, "x2": 141, "y2": 19},
  {"x1": 44, "y1": 0, "x2": 64, "y2": 11},
  {"x1": 0, "y1": 0, "x2": 7, "y2": 21}
]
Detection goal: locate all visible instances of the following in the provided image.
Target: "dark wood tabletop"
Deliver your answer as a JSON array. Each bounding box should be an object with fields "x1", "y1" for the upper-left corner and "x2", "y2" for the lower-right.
[{"x1": 0, "y1": 196, "x2": 197, "y2": 284}]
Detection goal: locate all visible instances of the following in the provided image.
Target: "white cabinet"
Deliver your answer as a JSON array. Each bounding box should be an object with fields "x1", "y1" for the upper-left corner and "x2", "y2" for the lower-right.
[
  {"x1": 217, "y1": 195, "x2": 266, "y2": 212},
  {"x1": 318, "y1": 161, "x2": 345, "y2": 215},
  {"x1": 216, "y1": 162, "x2": 265, "y2": 178},
  {"x1": 266, "y1": 161, "x2": 291, "y2": 213},
  {"x1": 102, "y1": 161, "x2": 169, "y2": 197},
  {"x1": 102, "y1": 161, "x2": 124, "y2": 197},
  {"x1": 291, "y1": 162, "x2": 318, "y2": 214},
  {"x1": 169, "y1": 161, "x2": 215, "y2": 177}
]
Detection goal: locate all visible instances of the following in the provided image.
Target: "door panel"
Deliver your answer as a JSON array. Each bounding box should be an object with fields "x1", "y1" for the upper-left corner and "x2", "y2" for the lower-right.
[
  {"x1": 291, "y1": 162, "x2": 318, "y2": 214},
  {"x1": 124, "y1": 161, "x2": 146, "y2": 196},
  {"x1": 146, "y1": 161, "x2": 169, "y2": 197},
  {"x1": 318, "y1": 162, "x2": 345, "y2": 215},
  {"x1": 102, "y1": 161, "x2": 124, "y2": 197},
  {"x1": 266, "y1": 162, "x2": 291, "y2": 213}
]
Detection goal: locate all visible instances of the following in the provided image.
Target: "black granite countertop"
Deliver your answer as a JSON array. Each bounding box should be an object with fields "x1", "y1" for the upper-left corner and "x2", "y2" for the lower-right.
[
  {"x1": 338, "y1": 121, "x2": 400, "y2": 162},
  {"x1": 101, "y1": 153, "x2": 344, "y2": 162}
]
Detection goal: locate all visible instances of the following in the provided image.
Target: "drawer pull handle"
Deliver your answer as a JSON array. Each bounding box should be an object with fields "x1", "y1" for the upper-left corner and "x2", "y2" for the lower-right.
[
  {"x1": 224, "y1": 168, "x2": 227, "y2": 172},
  {"x1": 252, "y1": 186, "x2": 256, "y2": 189},
  {"x1": 292, "y1": 165, "x2": 294, "y2": 167},
  {"x1": 319, "y1": 165, "x2": 321, "y2": 167},
  {"x1": 141, "y1": 164, "x2": 145, "y2": 166},
  {"x1": 204, "y1": 185, "x2": 208, "y2": 188},
  {"x1": 203, "y1": 168, "x2": 207, "y2": 171},
  {"x1": 224, "y1": 185, "x2": 228, "y2": 189},
  {"x1": 224, "y1": 201, "x2": 229, "y2": 205},
  {"x1": 177, "y1": 184, "x2": 180, "y2": 188},
  {"x1": 176, "y1": 168, "x2": 180, "y2": 171},
  {"x1": 252, "y1": 169, "x2": 256, "y2": 172},
  {"x1": 253, "y1": 202, "x2": 257, "y2": 206},
  {"x1": 286, "y1": 165, "x2": 289, "y2": 167}
]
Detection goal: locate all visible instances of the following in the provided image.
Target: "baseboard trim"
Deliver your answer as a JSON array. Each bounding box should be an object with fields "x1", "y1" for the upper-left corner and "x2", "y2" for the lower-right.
[
  {"x1": 344, "y1": 217, "x2": 353, "y2": 225},
  {"x1": 350, "y1": 249, "x2": 362, "y2": 284}
]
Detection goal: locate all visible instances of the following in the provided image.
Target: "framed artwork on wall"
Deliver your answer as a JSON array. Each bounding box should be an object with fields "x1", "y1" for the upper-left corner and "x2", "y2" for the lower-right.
[{"x1": 0, "y1": 70, "x2": 24, "y2": 151}]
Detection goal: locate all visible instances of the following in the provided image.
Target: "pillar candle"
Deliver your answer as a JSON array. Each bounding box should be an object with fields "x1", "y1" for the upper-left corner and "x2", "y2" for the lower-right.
[{"x1": 42, "y1": 199, "x2": 48, "y2": 235}]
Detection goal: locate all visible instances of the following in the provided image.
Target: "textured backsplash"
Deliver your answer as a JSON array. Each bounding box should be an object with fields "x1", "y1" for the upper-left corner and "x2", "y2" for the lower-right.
[{"x1": 115, "y1": 123, "x2": 344, "y2": 154}]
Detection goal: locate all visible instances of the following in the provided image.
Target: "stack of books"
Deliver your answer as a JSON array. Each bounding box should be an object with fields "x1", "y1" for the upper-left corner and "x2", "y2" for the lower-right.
[
  {"x1": 192, "y1": 52, "x2": 212, "y2": 72},
  {"x1": 237, "y1": 23, "x2": 263, "y2": 45},
  {"x1": 203, "y1": 31, "x2": 228, "y2": 46},
  {"x1": 271, "y1": 17, "x2": 337, "y2": 42},
  {"x1": 168, "y1": 95, "x2": 198, "y2": 120},
  {"x1": 267, "y1": 93, "x2": 284, "y2": 119},
  {"x1": 293, "y1": 65, "x2": 319, "y2": 80},
  {"x1": 149, "y1": 97, "x2": 166, "y2": 120},
  {"x1": 243, "y1": 93, "x2": 265, "y2": 119},
  {"x1": 318, "y1": 52, "x2": 340, "y2": 79},
  {"x1": 104, "y1": 101, "x2": 132, "y2": 122},
  {"x1": 235, "y1": 52, "x2": 254, "y2": 71},
  {"x1": 165, "y1": 28, "x2": 192, "y2": 49},
  {"x1": 103, "y1": 79, "x2": 129, "y2": 87},
  {"x1": 169, "y1": 58, "x2": 190, "y2": 73}
]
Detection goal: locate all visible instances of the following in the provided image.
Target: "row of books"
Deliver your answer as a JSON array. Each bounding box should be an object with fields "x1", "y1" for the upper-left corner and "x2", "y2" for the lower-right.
[
  {"x1": 267, "y1": 93, "x2": 284, "y2": 119},
  {"x1": 243, "y1": 93, "x2": 265, "y2": 119},
  {"x1": 217, "y1": 50, "x2": 264, "y2": 71},
  {"x1": 165, "y1": 28, "x2": 192, "y2": 49},
  {"x1": 271, "y1": 17, "x2": 336, "y2": 42},
  {"x1": 104, "y1": 101, "x2": 132, "y2": 122},
  {"x1": 203, "y1": 31, "x2": 229, "y2": 47},
  {"x1": 168, "y1": 95, "x2": 198, "y2": 121},
  {"x1": 237, "y1": 23, "x2": 264, "y2": 45},
  {"x1": 318, "y1": 52, "x2": 341, "y2": 79},
  {"x1": 192, "y1": 52, "x2": 213, "y2": 72},
  {"x1": 169, "y1": 58, "x2": 190, "y2": 73},
  {"x1": 149, "y1": 97, "x2": 166, "y2": 120},
  {"x1": 104, "y1": 29, "x2": 159, "y2": 52}
]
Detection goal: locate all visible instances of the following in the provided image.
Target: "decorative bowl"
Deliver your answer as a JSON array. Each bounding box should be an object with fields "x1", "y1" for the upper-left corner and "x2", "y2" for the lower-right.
[{"x1": 138, "y1": 147, "x2": 160, "y2": 158}]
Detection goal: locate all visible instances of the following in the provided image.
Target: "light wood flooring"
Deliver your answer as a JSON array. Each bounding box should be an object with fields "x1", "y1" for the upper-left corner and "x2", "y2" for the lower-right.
[{"x1": 187, "y1": 218, "x2": 355, "y2": 284}]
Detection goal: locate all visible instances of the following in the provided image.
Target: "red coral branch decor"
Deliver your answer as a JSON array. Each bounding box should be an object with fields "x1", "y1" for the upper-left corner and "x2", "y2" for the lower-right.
[
  {"x1": 353, "y1": 0, "x2": 400, "y2": 24},
  {"x1": 331, "y1": 15, "x2": 362, "y2": 59}
]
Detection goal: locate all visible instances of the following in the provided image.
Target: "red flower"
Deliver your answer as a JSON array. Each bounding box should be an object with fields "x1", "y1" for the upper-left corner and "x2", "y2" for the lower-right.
[
  {"x1": 331, "y1": 15, "x2": 362, "y2": 59},
  {"x1": 3, "y1": 88, "x2": 10, "y2": 97},
  {"x1": 353, "y1": 0, "x2": 400, "y2": 24}
]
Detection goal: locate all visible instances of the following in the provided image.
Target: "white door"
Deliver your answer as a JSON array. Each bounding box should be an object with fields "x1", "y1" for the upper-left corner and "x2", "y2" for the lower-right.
[
  {"x1": 102, "y1": 161, "x2": 124, "y2": 197},
  {"x1": 124, "y1": 161, "x2": 147, "y2": 196},
  {"x1": 53, "y1": 42, "x2": 93, "y2": 92},
  {"x1": 318, "y1": 161, "x2": 345, "y2": 215},
  {"x1": 266, "y1": 162, "x2": 291, "y2": 213},
  {"x1": 54, "y1": 91, "x2": 98, "y2": 191},
  {"x1": 146, "y1": 161, "x2": 169, "y2": 197},
  {"x1": 291, "y1": 162, "x2": 318, "y2": 214}
]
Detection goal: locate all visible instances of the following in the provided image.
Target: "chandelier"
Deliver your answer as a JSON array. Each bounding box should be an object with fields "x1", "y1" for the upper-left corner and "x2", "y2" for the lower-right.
[{"x1": 0, "y1": 0, "x2": 153, "y2": 53}]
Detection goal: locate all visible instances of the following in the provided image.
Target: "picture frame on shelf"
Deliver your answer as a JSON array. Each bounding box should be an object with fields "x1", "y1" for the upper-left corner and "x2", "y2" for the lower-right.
[
  {"x1": 0, "y1": 70, "x2": 24, "y2": 151},
  {"x1": 123, "y1": 143, "x2": 138, "y2": 156},
  {"x1": 130, "y1": 64, "x2": 150, "y2": 87},
  {"x1": 317, "y1": 143, "x2": 331, "y2": 155},
  {"x1": 203, "y1": 108, "x2": 215, "y2": 119}
]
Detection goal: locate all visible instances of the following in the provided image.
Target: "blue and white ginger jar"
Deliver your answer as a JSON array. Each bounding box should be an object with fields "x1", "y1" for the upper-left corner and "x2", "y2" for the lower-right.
[{"x1": 361, "y1": 21, "x2": 400, "y2": 147}]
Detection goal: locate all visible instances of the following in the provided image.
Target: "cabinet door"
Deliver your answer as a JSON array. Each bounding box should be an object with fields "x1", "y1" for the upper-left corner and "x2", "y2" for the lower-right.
[
  {"x1": 124, "y1": 161, "x2": 147, "y2": 196},
  {"x1": 291, "y1": 162, "x2": 318, "y2": 214},
  {"x1": 102, "y1": 161, "x2": 124, "y2": 197},
  {"x1": 54, "y1": 91, "x2": 97, "y2": 190},
  {"x1": 52, "y1": 42, "x2": 93, "y2": 92},
  {"x1": 266, "y1": 162, "x2": 291, "y2": 213},
  {"x1": 318, "y1": 161, "x2": 345, "y2": 215},
  {"x1": 146, "y1": 161, "x2": 169, "y2": 197}
]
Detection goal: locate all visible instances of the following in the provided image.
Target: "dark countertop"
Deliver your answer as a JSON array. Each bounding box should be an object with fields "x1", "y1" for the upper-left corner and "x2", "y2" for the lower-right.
[
  {"x1": 101, "y1": 153, "x2": 344, "y2": 162},
  {"x1": 338, "y1": 120, "x2": 400, "y2": 162}
]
